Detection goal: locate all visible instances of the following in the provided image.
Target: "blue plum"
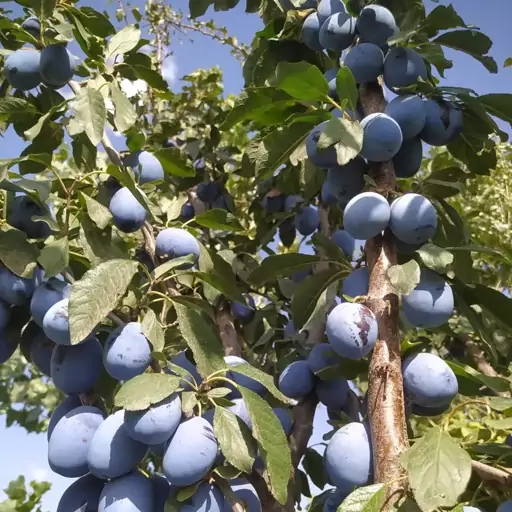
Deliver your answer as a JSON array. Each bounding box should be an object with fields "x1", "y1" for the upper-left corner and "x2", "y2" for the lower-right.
[
  {"x1": 262, "y1": 193, "x2": 286, "y2": 213},
  {"x1": 301, "y1": 14, "x2": 323, "y2": 51},
  {"x1": 169, "y1": 350, "x2": 202, "y2": 389},
  {"x1": 88, "y1": 410, "x2": 148, "y2": 479},
  {"x1": 331, "y1": 229, "x2": 364, "y2": 261},
  {"x1": 390, "y1": 193, "x2": 437, "y2": 244},
  {"x1": 22, "y1": 17, "x2": 41, "y2": 38},
  {"x1": 124, "y1": 150, "x2": 164, "y2": 184},
  {"x1": 180, "y1": 202, "x2": 195, "y2": 221},
  {"x1": 40, "y1": 44, "x2": 75, "y2": 87},
  {"x1": 383, "y1": 48, "x2": 427, "y2": 92},
  {"x1": 323, "y1": 488, "x2": 348, "y2": 512},
  {"x1": 463, "y1": 508, "x2": 484, "y2": 512},
  {"x1": 341, "y1": 267, "x2": 369, "y2": 300},
  {"x1": 321, "y1": 156, "x2": 367, "y2": 207},
  {"x1": 343, "y1": 192, "x2": 391, "y2": 240},
  {"x1": 308, "y1": 343, "x2": 338, "y2": 375},
  {"x1": 316, "y1": 377, "x2": 350, "y2": 409},
  {"x1": 285, "y1": 195, "x2": 303, "y2": 212},
  {"x1": 225, "y1": 355, "x2": 266, "y2": 396},
  {"x1": 104, "y1": 322, "x2": 152, "y2": 381},
  {"x1": 124, "y1": 393, "x2": 182, "y2": 445},
  {"x1": 225, "y1": 479, "x2": 261, "y2": 512},
  {"x1": 163, "y1": 416, "x2": 218, "y2": 486},
  {"x1": 98, "y1": 472, "x2": 154, "y2": 511},
  {"x1": 295, "y1": 206, "x2": 320, "y2": 236},
  {"x1": 326, "y1": 302, "x2": 378, "y2": 359},
  {"x1": 47, "y1": 394, "x2": 82, "y2": 440},
  {"x1": 319, "y1": 13, "x2": 357, "y2": 52},
  {"x1": 356, "y1": 5, "x2": 397, "y2": 45},
  {"x1": 402, "y1": 352, "x2": 458, "y2": 407},
  {"x1": 284, "y1": 320, "x2": 295, "y2": 339},
  {"x1": 0, "y1": 266, "x2": 36, "y2": 305},
  {"x1": 152, "y1": 474, "x2": 170, "y2": 512},
  {"x1": 42, "y1": 298, "x2": 72, "y2": 345},
  {"x1": 0, "y1": 300, "x2": 11, "y2": 332},
  {"x1": 30, "y1": 278, "x2": 70, "y2": 328},
  {"x1": 51, "y1": 336, "x2": 103, "y2": 394},
  {"x1": 273, "y1": 408, "x2": 293, "y2": 436},
  {"x1": 197, "y1": 181, "x2": 221, "y2": 203},
  {"x1": 182, "y1": 483, "x2": 225, "y2": 512},
  {"x1": 317, "y1": 0, "x2": 347, "y2": 25},
  {"x1": 393, "y1": 137, "x2": 423, "y2": 178},
  {"x1": 360, "y1": 113, "x2": 403, "y2": 161},
  {"x1": 232, "y1": 294, "x2": 256, "y2": 325},
  {"x1": 29, "y1": 328, "x2": 54, "y2": 376},
  {"x1": 48, "y1": 405, "x2": 105, "y2": 477},
  {"x1": 4, "y1": 49, "x2": 41, "y2": 91},
  {"x1": 213, "y1": 195, "x2": 228, "y2": 210},
  {"x1": 420, "y1": 99, "x2": 463, "y2": 146},
  {"x1": 498, "y1": 502, "x2": 512, "y2": 512},
  {"x1": 344, "y1": 43, "x2": 384, "y2": 84},
  {"x1": 278, "y1": 360, "x2": 315, "y2": 399},
  {"x1": 155, "y1": 227, "x2": 200, "y2": 268},
  {"x1": 506, "y1": 434, "x2": 512, "y2": 447},
  {"x1": 324, "y1": 68, "x2": 338, "y2": 99},
  {"x1": 307, "y1": 122, "x2": 339, "y2": 168},
  {"x1": 291, "y1": 268, "x2": 311, "y2": 283},
  {"x1": 402, "y1": 269, "x2": 454, "y2": 328},
  {"x1": 7, "y1": 195, "x2": 51, "y2": 239},
  {"x1": 57, "y1": 473, "x2": 105, "y2": 512},
  {"x1": 109, "y1": 187, "x2": 148, "y2": 233},
  {"x1": 324, "y1": 422, "x2": 372, "y2": 493},
  {"x1": 385, "y1": 95, "x2": 427, "y2": 140},
  {"x1": 411, "y1": 402, "x2": 451, "y2": 417}
]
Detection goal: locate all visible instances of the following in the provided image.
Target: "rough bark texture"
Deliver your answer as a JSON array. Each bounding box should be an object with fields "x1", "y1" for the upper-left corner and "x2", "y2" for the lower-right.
[
  {"x1": 472, "y1": 460, "x2": 512, "y2": 486},
  {"x1": 359, "y1": 81, "x2": 409, "y2": 508},
  {"x1": 216, "y1": 307, "x2": 242, "y2": 357}
]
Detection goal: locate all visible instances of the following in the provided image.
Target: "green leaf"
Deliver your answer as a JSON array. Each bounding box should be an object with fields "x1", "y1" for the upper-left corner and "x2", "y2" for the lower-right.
[
  {"x1": 387, "y1": 259, "x2": 421, "y2": 296},
  {"x1": 114, "y1": 373, "x2": 181, "y2": 411},
  {"x1": 213, "y1": 406, "x2": 256, "y2": 473},
  {"x1": 484, "y1": 417, "x2": 512, "y2": 430},
  {"x1": 401, "y1": 426, "x2": 472, "y2": 512},
  {"x1": 336, "y1": 66, "x2": 358, "y2": 115},
  {"x1": 446, "y1": 361, "x2": 510, "y2": 394},
  {"x1": 239, "y1": 387, "x2": 292, "y2": 505},
  {"x1": 0, "y1": 97, "x2": 37, "y2": 119},
  {"x1": 478, "y1": 93, "x2": 512, "y2": 124},
  {"x1": 0, "y1": 228, "x2": 39, "y2": 278},
  {"x1": 174, "y1": 303, "x2": 226, "y2": 378},
  {"x1": 70, "y1": 87, "x2": 106, "y2": 146},
  {"x1": 338, "y1": 484, "x2": 386, "y2": 512},
  {"x1": 152, "y1": 255, "x2": 197, "y2": 280},
  {"x1": 110, "y1": 83, "x2": 137, "y2": 132},
  {"x1": 487, "y1": 397, "x2": 512, "y2": 412},
  {"x1": 141, "y1": 309, "x2": 165, "y2": 352},
  {"x1": 416, "y1": 243, "x2": 453, "y2": 274},
  {"x1": 192, "y1": 271, "x2": 245, "y2": 304},
  {"x1": 69, "y1": 259, "x2": 139, "y2": 344},
  {"x1": 166, "y1": 295, "x2": 215, "y2": 321},
  {"x1": 81, "y1": 192, "x2": 112, "y2": 230},
  {"x1": 316, "y1": 118, "x2": 363, "y2": 166},
  {"x1": 105, "y1": 25, "x2": 141, "y2": 62},
  {"x1": 247, "y1": 253, "x2": 324, "y2": 285},
  {"x1": 273, "y1": 61, "x2": 328, "y2": 101},
  {"x1": 422, "y1": 4, "x2": 467, "y2": 37},
  {"x1": 37, "y1": 238, "x2": 69, "y2": 278},
  {"x1": 152, "y1": 147, "x2": 195, "y2": 178},
  {"x1": 505, "y1": 57, "x2": 512, "y2": 68},
  {"x1": 193, "y1": 209, "x2": 243, "y2": 232},
  {"x1": 24, "y1": 101, "x2": 68, "y2": 141},
  {"x1": 33, "y1": 0, "x2": 56, "y2": 19},
  {"x1": 302, "y1": 448, "x2": 326, "y2": 491},
  {"x1": 291, "y1": 268, "x2": 347, "y2": 330}
]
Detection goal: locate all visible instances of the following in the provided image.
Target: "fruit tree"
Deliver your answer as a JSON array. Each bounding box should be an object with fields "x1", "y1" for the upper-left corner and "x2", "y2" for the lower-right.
[{"x1": 0, "y1": 0, "x2": 512, "y2": 511}]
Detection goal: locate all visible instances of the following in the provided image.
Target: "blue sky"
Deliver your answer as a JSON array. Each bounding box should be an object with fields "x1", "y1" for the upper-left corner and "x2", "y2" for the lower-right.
[{"x1": 0, "y1": 0, "x2": 511, "y2": 509}]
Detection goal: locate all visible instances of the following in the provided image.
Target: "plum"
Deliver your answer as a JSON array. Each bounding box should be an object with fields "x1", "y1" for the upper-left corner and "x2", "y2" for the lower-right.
[
  {"x1": 124, "y1": 150, "x2": 164, "y2": 184},
  {"x1": 88, "y1": 410, "x2": 148, "y2": 479},
  {"x1": 124, "y1": 393, "x2": 182, "y2": 445},
  {"x1": 182, "y1": 483, "x2": 225, "y2": 512},
  {"x1": 169, "y1": 350, "x2": 203, "y2": 389},
  {"x1": 291, "y1": 268, "x2": 311, "y2": 283},
  {"x1": 323, "y1": 489, "x2": 348, "y2": 512},
  {"x1": 47, "y1": 394, "x2": 82, "y2": 440},
  {"x1": 109, "y1": 187, "x2": 147, "y2": 233},
  {"x1": 226, "y1": 479, "x2": 261, "y2": 512},
  {"x1": 383, "y1": 48, "x2": 427, "y2": 91},
  {"x1": 22, "y1": 17, "x2": 41, "y2": 38},
  {"x1": 356, "y1": 5, "x2": 397, "y2": 45},
  {"x1": 344, "y1": 43, "x2": 384, "y2": 84},
  {"x1": 506, "y1": 434, "x2": 512, "y2": 447},
  {"x1": 295, "y1": 206, "x2": 320, "y2": 236},
  {"x1": 180, "y1": 202, "x2": 195, "y2": 221},
  {"x1": 232, "y1": 294, "x2": 256, "y2": 325},
  {"x1": 7, "y1": 195, "x2": 52, "y2": 239},
  {"x1": 402, "y1": 352, "x2": 458, "y2": 407},
  {"x1": 197, "y1": 181, "x2": 221, "y2": 203},
  {"x1": 0, "y1": 326, "x2": 20, "y2": 364},
  {"x1": 151, "y1": 474, "x2": 170, "y2": 512},
  {"x1": 343, "y1": 192, "x2": 391, "y2": 240},
  {"x1": 51, "y1": 336, "x2": 103, "y2": 394},
  {"x1": 341, "y1": 266, "x2": 369, "y2": 300},
  {"x1": 225, "y1": 355, "x2": 266, "y2": 396},
  {"x1": 411, "y1": 402, "x2": 451, "y2": 417},
  {"x1": 29, "y1": 328, "x2": 54, "y2": 376},
  {"x1": 308, "y1": 343, "x2": 338, "y2": 374},
  {"x1": 390, "y1": 193, "x2": 437, "y2": 244},
  {"x1": 324, "y1": 68, "x2": 338, "y2": 99},
  {"x1": 57, "y1": 473, "x2": 105, "y2": 512},
  {"x1": 316, "y1": 377, "x2": 350, "y2": 409},
  {"x1": 262, "y1": 193, "x2": 286, "y2": 213},
  {"x1": 42, "y1": 298, "x2": 73, "y2": 345},
  {"x1": 98, "y1": 472, "x2": 153, "y2": 512},
  {"x1": 30, "y1": 278, "x2": 70, "y2": 328},
  {"x1": 48, "y1": 405, "x2": 105, "y2": 477},
  {"x1": 0, "y1": 300, "x2": 11, "y2": 332},
  {"x1": 360, "y1": 113, "x2": 403, "y2": 161},
  {"x1": 104, "y1": 322, "x2": 152, "y2": 381},
  {"x1": 324, "y1": 422, "x2": 372, "y2": 493},
  {"x1": 402, "y1": 269, "x2": 454, "y2": 328},
  {"x1": 321, "y1": 156, "x2": 367, "y2": 206},
  {"x1": 213, "y1": 195, "x2": 228, "y2": 210},
  {"x1": 155, "y1": 227, "x2": 200, "y2": 268},
  {"x1": 393, "y1": 137, "x2": 423, "y2": 178},
  {"x1": 163, "y1": 416, "x2": 218, "y2": 486},
  {"x1": 4, "y1": 49, "x2": 41, "y2": 91},
  {"x1": 420, "y1": 99, "x2": 463, "y2": 146},
  {"x1": 40, "y1": 44, "x2": 75, "y2": 87},
  {"x1": 331, "y1": 229, "x2": 364, "y2": 261},
  {"x1": 278, "y1": 360, "x2": 315, "y2": 399},
  {"x1": 0, "y1": 266, "x2": 36, "y2": 305},
  {"x1": 273, "y1": 408, "x2": 293, "y2": 436},
  {"x1": 326, "y1": 302, "x2": 378, "y2": 359},
  {"x1": 284, "y1": 320, "x2": 295, "y2": 339},
  {"x1": 317, "y1": 0, "x2": 347, "y2": 25},
  {"x1": 385, "y1": 95, "x2": 427, "y2": 140},
  {"x1": 307, "y1": 121, "x2": 339, "y2": 168},
  {"x1": 498, "y1": 502, "x2": 512, "y2": 512},
  {"x1": 301, "y1": 13, "x2": 323, "y2": 51},
  {"x1": 319, "y1": 13, "x2": 357, "y2": 53}
]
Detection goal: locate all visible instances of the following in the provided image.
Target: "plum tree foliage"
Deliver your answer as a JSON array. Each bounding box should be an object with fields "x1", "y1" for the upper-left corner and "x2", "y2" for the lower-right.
[{"x1": 1, "y1": 0, "x2": 512, "y2": 511}]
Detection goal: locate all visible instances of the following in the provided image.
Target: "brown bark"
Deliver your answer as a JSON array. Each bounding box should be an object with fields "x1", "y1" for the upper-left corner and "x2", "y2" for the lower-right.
[
  {"x1": 216, "y1": 306, "x2": 242, "y2": 357},
  {"x1": 359, "y1": 81, "x2": 409, "y2": 508},
  {"x1": 472, "y1": 460, "x2": 512, "y2": 486}
]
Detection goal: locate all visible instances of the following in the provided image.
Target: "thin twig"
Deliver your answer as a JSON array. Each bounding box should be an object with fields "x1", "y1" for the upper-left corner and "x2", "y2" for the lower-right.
[{"x1": 472, "y1": 460, "x2": 512, "y2": 486}]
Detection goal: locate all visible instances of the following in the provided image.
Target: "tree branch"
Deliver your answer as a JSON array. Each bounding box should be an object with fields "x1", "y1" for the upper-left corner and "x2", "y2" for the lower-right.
[
  {"x1": 216, "y1": 306, "x2": 241, "y2": 357},
  {"x1": 359, "y1": 82, "x2": 408, "y2": 509},
  {"x1": 472, "y1": 460, "x2": 512, "y2": 486}
]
